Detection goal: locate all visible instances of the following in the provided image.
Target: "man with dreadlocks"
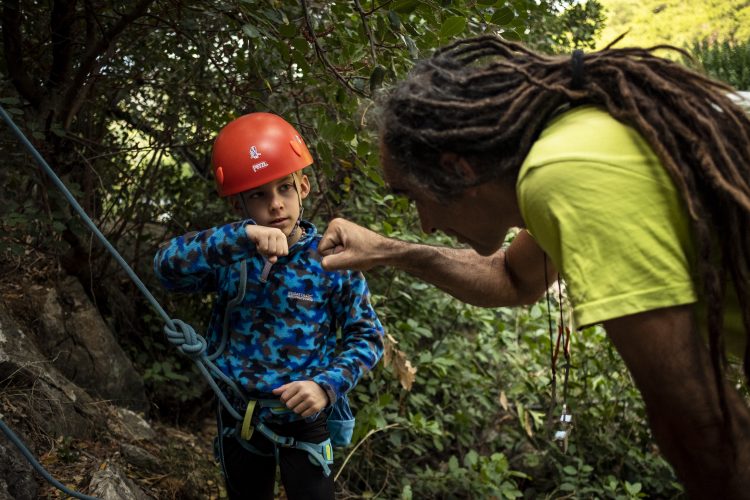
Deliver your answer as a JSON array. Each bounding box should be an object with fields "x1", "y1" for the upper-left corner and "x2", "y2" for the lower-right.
[{"x1": 318, "y1": 35, "x2": 750, "y2": 497}]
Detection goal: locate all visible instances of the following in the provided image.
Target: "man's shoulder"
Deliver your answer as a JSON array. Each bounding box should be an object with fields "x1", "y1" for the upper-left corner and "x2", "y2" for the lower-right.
[{"x1": 520, "y1": 105, "x2": 657, "y2": 176}]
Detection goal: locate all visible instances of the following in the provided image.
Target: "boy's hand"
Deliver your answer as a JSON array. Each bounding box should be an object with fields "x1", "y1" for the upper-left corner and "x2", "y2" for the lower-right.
[
  {"x1": 272, "y1": 381, "x2": 330, "y2": 417},
  {"x1": 246, "y1": 225, "x2": 288, "y2": 263}
]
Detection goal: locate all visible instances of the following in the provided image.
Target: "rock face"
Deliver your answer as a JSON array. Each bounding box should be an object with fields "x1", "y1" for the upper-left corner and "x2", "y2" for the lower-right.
[
  {"x1": 29, "y1": 276, "x2": 147, "y2": 411},
  {"x1": 0, "y1": 279, "x2": 148, "y2": 498},
  {"x1": 89, "y1": 463, "x2": 153, "y2": 500},
  {"x1": 0, "y1": 301, "x2": 99, "y2": 499},
  {"x1": 0, "y1": 301, "x2": 100, "y2": 439},
  {"x1": 0, "y1": 273, "x2": 221, "y2": 499},
  {"x1": 0, "y1": 439, "x2": 38, "y2": 500}
]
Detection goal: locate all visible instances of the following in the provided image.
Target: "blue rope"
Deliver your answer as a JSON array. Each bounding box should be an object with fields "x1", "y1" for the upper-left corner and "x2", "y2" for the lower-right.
[
  {"x1": 0, "y1": 418, "x2": 99, "y2": 500},
  {"x1": 0, "y1": 105, "x2": 243, "y2": 497}
]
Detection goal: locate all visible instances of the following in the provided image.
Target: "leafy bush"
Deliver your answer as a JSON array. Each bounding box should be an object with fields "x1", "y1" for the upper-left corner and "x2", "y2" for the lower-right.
[{"x1": 691, "y1": 39, "x2": 750, "y2": 89}]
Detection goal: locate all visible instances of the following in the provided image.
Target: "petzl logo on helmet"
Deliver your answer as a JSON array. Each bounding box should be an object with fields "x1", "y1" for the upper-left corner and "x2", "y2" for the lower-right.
[
  {"x1": 252, "y1": 161, "x2": 269, "y2": 172},
  {"x1": 249, "y1": 146, "x2": 261, "y2": 159}
]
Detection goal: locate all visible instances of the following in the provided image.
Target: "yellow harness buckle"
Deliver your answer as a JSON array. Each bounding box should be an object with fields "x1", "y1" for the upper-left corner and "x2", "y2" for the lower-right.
[{"x1": 240, "y1": 400, "x2": 257, "y2": 440}]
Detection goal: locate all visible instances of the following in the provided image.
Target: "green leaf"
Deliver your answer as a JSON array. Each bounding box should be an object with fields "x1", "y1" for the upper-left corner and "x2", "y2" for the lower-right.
[
  {"x1": 370, "y1": 65, "x2": 387, "y2": 92},
  {"x1": 388, "y1": 11, "x2": 402, "y2": 31},
  {"x1": 400, "y1": 484, "x2": 413, "y2": 500},
  {"x1": 563, "y1": 465, "x2": 577, "y2": 475},
  {"x1": 391, "y1": 0, "x2": 419, "y2": 14},
  {"x1": 0, "y1": 96, "x2": 21, "y2": 105},
  {"x1": 624, "y1": 482, "x2": 642, "y2": 495},
  {"x1": 278, "y1": 22, "x2": 297, "y2": 37},
  {"x1": 490, "y1": 6, "x2": 515, "y2": 25},
  {"x1": 529, "y1": 304, "x2": 542, "y2": 318},
  {"x1": 463, "y1": 449, "x2": 479, "y2": 468},
  {"x1": 242, "y1": 24, "x2": 261, "y2": 38},
  {"x1": 388, "y1": 432, "x2": 402, "y2": 447},
  {"x1": 439, "y1": 16, "x2": 466, "y2": 39},
  {"x1": 403, "y1": 35, "x2": 419, "y2": 59},
  {"x1": 501, "y1": 28, "x2": 522, "y2": 41}
]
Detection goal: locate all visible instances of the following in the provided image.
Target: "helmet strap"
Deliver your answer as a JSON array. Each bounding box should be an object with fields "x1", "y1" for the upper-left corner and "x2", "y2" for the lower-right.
[
  {"x1": 288, "y1": 174, "x2": 305, "y2": 242},
  {"x1": 239, "y1": 194, "x2": 252, "y2": 220}
]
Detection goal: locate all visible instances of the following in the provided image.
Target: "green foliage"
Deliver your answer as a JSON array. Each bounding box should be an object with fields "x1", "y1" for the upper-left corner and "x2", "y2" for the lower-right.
[
  {"x1": 596, "y1": 0, "x2": 750, "y2": 50},
  {"x1": 339, "y1": 228, "x2": 682, "y2": 496},
  {"x1": 691, "y1": 39, "x2": 750, "y2": 89}
]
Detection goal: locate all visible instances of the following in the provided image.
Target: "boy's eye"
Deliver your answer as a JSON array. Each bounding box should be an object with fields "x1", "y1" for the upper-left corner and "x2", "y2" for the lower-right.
[
  {"x1": 280, "y1": 183, "x2": 294, "y2": 192},
  {"x1": 247, "y1": 192, "x2": 263, "y2": 199}
]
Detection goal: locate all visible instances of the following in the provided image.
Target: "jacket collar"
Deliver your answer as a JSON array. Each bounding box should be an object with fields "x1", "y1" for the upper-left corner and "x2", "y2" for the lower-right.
[{"x1": 288, "y1": 219, "x2": 316, "y2": 253}]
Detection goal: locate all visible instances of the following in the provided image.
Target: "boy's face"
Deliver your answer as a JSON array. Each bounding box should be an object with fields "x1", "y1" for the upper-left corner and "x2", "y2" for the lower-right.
[{"x1": 231, "y1": 173, "x2": 310, "y2": 235}]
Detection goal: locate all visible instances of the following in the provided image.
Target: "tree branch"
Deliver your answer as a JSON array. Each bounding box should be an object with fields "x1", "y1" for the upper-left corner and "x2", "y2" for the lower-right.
[
  {"x1": 61, "y1": 0, "x2": 155, "y2": 128},
  {"x1": 108, "y1": 106, "x2": 209, "y2": 180},
  {"x1": 364, "y1": 0, "x2": 394, "y2": 15},
  {"x1": 300, "y1": 0, "x2": 365, "y2": 96},
  {"x1": 47, "y1": 0, "x2": 77, "y2": 90},
  {"x1": 1, "y1": 0, "x2": 43, "y2": 107},
  {"x1": 354, "y1": 0, "x2": 377, "y2": 64}
]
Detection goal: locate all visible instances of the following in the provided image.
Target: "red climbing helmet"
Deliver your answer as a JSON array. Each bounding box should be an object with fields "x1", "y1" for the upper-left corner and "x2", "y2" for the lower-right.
[{"x1": 211, "y1": 112, "x2": 313, "y2": 197}]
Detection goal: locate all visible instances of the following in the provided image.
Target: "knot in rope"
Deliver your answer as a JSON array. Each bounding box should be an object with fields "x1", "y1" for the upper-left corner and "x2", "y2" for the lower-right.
[{"x1": 164, "y1": 319, "x2": 207, "y2": 358}]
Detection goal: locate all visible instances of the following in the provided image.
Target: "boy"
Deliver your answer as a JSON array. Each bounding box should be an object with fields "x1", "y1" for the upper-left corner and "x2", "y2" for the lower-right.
[{"x1": 154, "y1": 112, "x2": 384, "y2": 500}]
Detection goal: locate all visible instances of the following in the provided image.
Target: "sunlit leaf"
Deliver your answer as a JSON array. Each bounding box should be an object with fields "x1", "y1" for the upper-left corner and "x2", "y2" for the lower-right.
[{"x1": 440, "y1": 15, "x2": 466, "y2": 39}]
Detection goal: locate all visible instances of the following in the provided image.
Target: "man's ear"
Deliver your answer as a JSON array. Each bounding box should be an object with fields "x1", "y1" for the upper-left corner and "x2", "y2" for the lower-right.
[
  {"x1": 298, "y1": 174, "x2": 311, "y2": 199},
  {"x1": 439, "y1": 152, "x2": 479, "y2": 182}
]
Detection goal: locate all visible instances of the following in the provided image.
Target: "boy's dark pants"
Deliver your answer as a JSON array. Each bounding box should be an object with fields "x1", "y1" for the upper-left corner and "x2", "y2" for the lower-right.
[{"x1": 218, "y1": 408, "x2": 335, "y2": 500}]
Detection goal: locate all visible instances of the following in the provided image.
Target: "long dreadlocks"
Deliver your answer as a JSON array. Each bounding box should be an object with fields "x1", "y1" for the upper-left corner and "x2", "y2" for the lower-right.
[{"x1": 379, "y1": 34, "x2": 750, "y2": 416}]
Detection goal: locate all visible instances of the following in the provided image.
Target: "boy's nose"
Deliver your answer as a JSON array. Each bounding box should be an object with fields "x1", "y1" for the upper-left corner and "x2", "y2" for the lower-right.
[{"x1": 268, "y1": 192, "x2": 285, "y2": 211}]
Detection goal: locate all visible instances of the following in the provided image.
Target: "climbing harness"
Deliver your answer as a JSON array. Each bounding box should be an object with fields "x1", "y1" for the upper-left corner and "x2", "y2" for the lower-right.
[
  {"x1": 213, "y1": 259, "x2": 354, "y2": 477},
  {"x1": 544, "y1": 255, "x2": 574, "y2": 452},
  {"x1": 215, "y1": 398, "x2": 336, "y2": 478}
]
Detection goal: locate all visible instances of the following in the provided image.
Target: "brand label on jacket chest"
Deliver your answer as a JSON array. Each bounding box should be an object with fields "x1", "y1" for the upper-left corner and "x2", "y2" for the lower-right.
[{"x1": 287, "y1": 291, "x2": 314, "y2": 302}]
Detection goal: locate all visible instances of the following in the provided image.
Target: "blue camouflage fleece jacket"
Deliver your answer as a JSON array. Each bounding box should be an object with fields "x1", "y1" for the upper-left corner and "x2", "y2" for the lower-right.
[{"x1": 154, "y1": 219, "x2": 384, "y2": 421}]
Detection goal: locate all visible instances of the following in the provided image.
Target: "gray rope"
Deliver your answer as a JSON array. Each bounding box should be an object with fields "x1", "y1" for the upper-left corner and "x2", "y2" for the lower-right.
[{"x1": 0, "y1": 418, "x2": 99, "y2": 500}]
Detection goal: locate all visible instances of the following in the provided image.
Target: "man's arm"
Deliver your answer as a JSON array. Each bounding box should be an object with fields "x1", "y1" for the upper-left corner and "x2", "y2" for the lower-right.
[
  {"x1": 604, "y1": 306, "x2": 750, "y2": 498},
  {"x1": 319, "y1": 218, "x2": 554, "y2": 307}
]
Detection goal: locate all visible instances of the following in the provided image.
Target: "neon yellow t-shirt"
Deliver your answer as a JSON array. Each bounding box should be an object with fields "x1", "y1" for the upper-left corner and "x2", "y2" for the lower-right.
[{"x1": 516, "y1": 105, "x2": 743, "y2": 355}]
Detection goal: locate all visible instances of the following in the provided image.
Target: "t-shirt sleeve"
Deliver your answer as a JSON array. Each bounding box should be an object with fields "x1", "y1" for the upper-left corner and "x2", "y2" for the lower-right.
[{"x1": 516, "y1": 159, "x2": 698, "y2": 328}]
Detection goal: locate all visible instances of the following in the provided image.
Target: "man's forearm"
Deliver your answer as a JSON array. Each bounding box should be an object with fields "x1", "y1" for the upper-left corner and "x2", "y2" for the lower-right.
[
  {"x1": 320, "y1": 220, "x2": 553, "y2": 306},
  {"x1": 376, "y1": 230, "x2": 551, "y2": 307}
]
